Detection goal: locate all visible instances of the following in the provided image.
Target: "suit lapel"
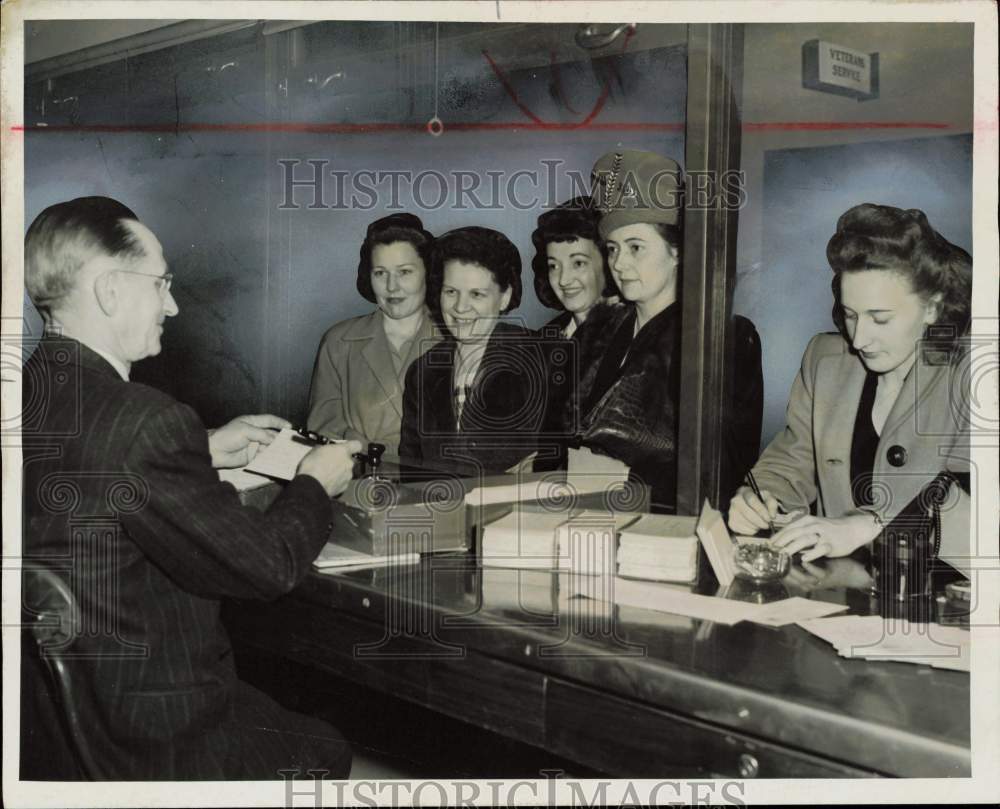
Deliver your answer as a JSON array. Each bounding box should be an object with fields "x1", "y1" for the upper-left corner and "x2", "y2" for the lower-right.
[
  {"x1": 358, "y1": 314, "x2": 404, "y2": 419},
  {"x1": 879, "y1": 354, "x2": 939, "y2": 441},
  {"x1": 875, "y1": 358, "x2": 950, "y2": 512},
  {"x1": 815, "y1": 349, "x2": 867, "y2": 464},
  {"x1": 428, "y1": 341, "x2": 458, "y2": 432}
]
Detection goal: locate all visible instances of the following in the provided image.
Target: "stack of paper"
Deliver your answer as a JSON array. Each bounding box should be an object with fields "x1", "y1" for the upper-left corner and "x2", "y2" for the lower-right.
[
  {"x1": 481, "y1": 568, "x2": 559, "y2": 615},
  {"x1": 617, "y1": 514, "x2": 699, "y2": 583},
  {"x1": 313, "y1": 541, "x2": 419, "y2": 573},
  {"x1": 481, "y1": 508, "x2": 572, "y2": 569},
  {"x1": 556, "y1": 510, "x2": 641, "y2": 575},
  {"x1": 798, "y1": 615, "x2": 970, "y2": 672},
  {"x1": 218, "y1": 465, "x2": 271, "y2": 492}
]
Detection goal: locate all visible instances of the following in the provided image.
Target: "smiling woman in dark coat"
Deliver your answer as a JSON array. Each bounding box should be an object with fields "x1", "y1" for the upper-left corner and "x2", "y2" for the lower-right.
[{"x1": 400, "y1": 226, "x2": 566, "y2": 476}]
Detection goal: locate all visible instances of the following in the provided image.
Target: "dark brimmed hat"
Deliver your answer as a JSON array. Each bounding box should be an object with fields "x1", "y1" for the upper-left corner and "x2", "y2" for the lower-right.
[{"x1": 590, "y1": 150, "x2": 683, "y2": 239}]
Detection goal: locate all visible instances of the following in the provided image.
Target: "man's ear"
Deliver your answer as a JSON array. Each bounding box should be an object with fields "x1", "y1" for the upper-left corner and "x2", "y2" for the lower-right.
[{"x1": 93, "y1": 272, "x2": 119, "y2": 317}]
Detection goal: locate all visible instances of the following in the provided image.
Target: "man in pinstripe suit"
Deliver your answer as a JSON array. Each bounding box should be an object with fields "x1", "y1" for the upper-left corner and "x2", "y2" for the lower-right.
[{"x1": 21, "y1": 197, "x2": 358, "y2": 779}]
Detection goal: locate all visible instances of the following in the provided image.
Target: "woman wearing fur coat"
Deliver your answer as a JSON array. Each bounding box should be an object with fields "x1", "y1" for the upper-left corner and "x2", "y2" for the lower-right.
[{"x1": 567, "y1": 150, "x2": 763, "y2": 512}]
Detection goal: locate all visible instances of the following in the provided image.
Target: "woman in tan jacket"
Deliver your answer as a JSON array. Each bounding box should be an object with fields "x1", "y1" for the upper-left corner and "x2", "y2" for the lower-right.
[
  {"x1": 729, "y1": 203, "x2": 972, "y2": 576},
  {"x1": 307, "y1": 213, "x2": 441, "y2": 456}
]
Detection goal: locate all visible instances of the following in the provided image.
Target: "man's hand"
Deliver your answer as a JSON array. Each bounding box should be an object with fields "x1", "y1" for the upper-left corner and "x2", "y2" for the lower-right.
[
  {"x1": 208, "y1": 414, "x2": 290, "y2": 469},
  {"x1": 298, "y1": 440, "x2": 363, "y2": 498}
]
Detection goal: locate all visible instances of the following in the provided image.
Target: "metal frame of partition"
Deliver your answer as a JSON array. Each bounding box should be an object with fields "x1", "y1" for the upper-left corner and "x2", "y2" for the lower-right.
[
  {"x1": 677, "y1": 23, "x2": 745, "y2": 514},
  {"x1": 25, "y1": 21, "x2": 261, "y2": 82}
]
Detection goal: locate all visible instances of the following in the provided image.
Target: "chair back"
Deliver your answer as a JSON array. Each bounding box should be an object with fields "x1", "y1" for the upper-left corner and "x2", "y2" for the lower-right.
[{"x1": 22, "y1": 565, "x2": 104, "y2": 779}]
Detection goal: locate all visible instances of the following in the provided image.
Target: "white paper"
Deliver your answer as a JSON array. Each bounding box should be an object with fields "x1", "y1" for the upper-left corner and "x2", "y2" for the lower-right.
[
  {"x1": 481, "y1": 568, "x2": 559, "y2": 614},
  {"x1": 557, "y1": 510, "x2": 641, "y2": 574},
  {"x1": 245, "y1": 427, "x2": 330, "y2": 481},
  {"x1": 481, "y1": 508, "x2": 571, "y2": 569},
  {"x1": 596, "y1": 576, "x2": 751, "y2": 625},
  {"x1": 217, "y1": 465, "x2": 271, "y2": 492},
  {"x1": 313, "y1": 541, "x2": 419, "y2": 571},
  {"x1": 695, "y1": 499, "x2": 739, "y2": 586},
  {"x1": 751, "y1": 596, "x2": 849, "y2": 626},
  {"x1": 797, "y1": 615, "x2": 970, "y2": 672},
  {"x1": 566, "y1": 446, "x2": 630, "y2": 479},
  {"x1": 465, "y1": 470, "x2": 632, "y2": 507}
]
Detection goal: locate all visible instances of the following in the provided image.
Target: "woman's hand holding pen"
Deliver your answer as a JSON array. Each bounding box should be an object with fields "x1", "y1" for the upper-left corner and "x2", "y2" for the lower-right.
[
  {"x1": 728, "y1": 485, "x2": 781, "y2": 535},
  {"x1": 730, "y1": 485, "x2": 882, "y2": 562}
]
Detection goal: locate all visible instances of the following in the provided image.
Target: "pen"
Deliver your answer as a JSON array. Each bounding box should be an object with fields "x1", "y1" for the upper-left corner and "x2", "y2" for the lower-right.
[
  {"x1": 291, "y1": 425, "x2": 334, "y2": 445},
  {"x1": 744, "y1": 469, "x2": 776, "y2": 536},
  {"x1": 291, "y1": 427, "x2": 382, "y2": 467}
]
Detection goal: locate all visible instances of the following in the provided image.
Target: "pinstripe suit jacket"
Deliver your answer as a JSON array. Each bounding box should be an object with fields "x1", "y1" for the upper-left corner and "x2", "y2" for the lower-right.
[{"x1": 21, "y1": 336, "x2": 346, "y2": 779}]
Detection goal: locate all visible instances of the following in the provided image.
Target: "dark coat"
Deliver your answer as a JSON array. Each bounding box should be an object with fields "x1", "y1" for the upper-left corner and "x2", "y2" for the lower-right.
[
  {"x1": 20, "y1": 337, "x2": 350, "y2": 780},
  {"x1": 565, "y1": 301, "x2": 763, "y2": 510},
  {"x1": 399, "y1": 322, "x2": 571, "y2": 476},
  {"x1": 542, "y1": 310, "x2": 573, "y2": 336}
]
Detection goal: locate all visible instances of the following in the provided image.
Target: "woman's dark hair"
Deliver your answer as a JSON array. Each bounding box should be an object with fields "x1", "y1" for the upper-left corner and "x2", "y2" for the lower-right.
[
  {"x1": 649, "y1": 221, "x2": 683, "y2": 256},
  {"x1": 429, "y1": 226, "x2": 522, "y2": 314},
  {"x1": 530, "y1": 197, "x2": 614, "y2": 310},
  {"x1": 356, "y1": 213, "x2": 434, "y2": 303},
  {"x1": 826, "y1": 203, "x2": 972, "y2": 349}
]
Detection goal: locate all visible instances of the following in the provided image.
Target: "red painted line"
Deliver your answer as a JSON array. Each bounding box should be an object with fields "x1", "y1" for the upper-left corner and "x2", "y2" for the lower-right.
[{"x1": 744, "y1": 121, "x2": 953, "y2": 131}]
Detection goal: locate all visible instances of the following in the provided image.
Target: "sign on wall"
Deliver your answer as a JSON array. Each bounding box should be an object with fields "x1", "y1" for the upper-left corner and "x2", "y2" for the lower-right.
[{"x1": 802, "y1": 39, "x2": 879, "y2": 101}]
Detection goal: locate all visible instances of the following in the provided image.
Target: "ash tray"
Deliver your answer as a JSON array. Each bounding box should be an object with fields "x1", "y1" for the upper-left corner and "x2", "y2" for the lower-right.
[{"x1": 733, "y1": 539, "x2": 791, "y2": 582}]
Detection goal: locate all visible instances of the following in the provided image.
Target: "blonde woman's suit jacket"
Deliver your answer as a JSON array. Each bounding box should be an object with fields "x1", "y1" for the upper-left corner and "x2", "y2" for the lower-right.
[
  {"x1": 751, "y1": 332, "x2": 972, "y2": 576},
  {"x1": 307, "y1": 309, "x2": 441, "y2": 456}
]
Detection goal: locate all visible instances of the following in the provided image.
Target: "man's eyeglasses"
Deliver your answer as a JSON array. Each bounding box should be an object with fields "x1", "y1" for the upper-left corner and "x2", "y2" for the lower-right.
[{"x1": 115, "y1": 269, "x2": 174, "y2": 294}]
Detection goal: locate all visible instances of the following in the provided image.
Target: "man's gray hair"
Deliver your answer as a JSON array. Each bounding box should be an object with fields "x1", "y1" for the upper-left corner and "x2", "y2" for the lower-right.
[{"x1": 25, "y1": 196, "x2": 146, "y2": 313}]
